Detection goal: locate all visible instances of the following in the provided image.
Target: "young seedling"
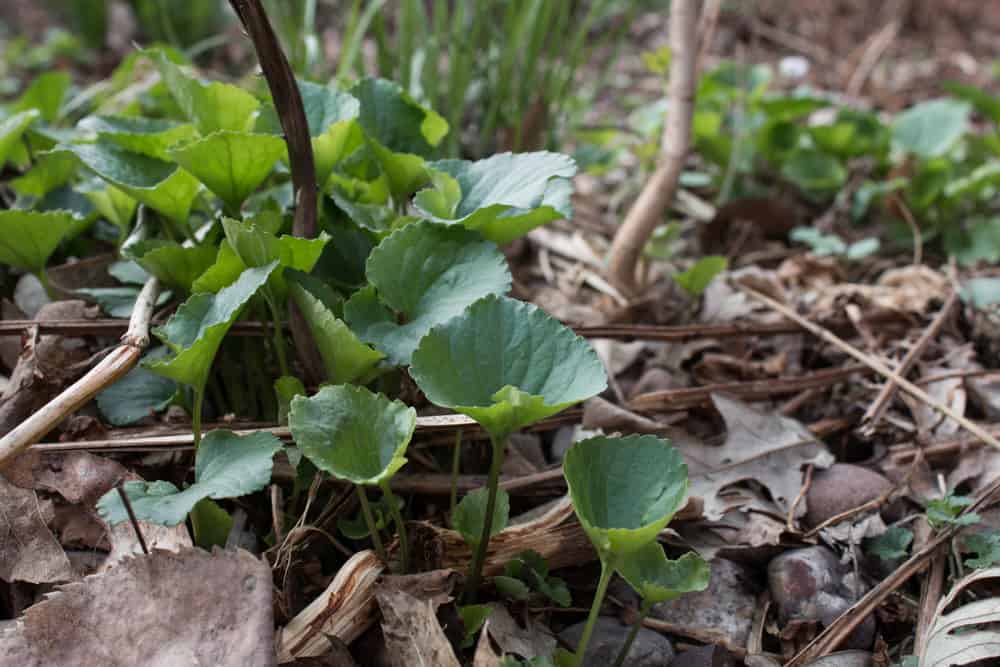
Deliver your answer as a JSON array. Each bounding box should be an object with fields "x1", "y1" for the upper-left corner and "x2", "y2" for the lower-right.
[
  {"x1": 561, "y1": 434, "x2": 689, "y2": 667},
  {"x1": 144, "y1": 262, "x2": 278, "y2": 447},
  {"x1": 287, "y1": 384, "x2": 416, "y2": 571},
  {"x1": 614, "y1": 545, "x2": 709, "y2": 667},
  {"x1": 97, "y1": 429, "x2": 284, "y2": 545},
  {"x1": 411, "y1": 294, "x2": 606, "y2": 599}
]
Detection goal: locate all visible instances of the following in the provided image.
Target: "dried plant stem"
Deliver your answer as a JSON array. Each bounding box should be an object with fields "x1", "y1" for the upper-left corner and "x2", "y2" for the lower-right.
[
  {"x1": 0, "y1": 277, "x2": 160, "y2": 470},
  {"x1": 740, "y1": 285, "x2": 1000, "y2": 453},
  {"x1": 606, "y1": 0, "x2": 700, "y2": 295}
]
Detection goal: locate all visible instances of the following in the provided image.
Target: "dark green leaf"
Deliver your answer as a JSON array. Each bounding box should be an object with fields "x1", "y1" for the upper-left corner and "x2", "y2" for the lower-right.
[
  {"x1": 97, "y1": 346, "x2": 177, "y2": 425},
  {"x1": 352, "y1": 77, "x2": 447, "y2": 156},
  {"x1": 128, "y1": 240, "x2": 218, "y2": 293},
  {"x1": 0, "y1": 210, "x2": 78, "y2": 274},
  {"x1": 865, "y1": 526, "x2": 913, "y2": 561},
  {"x1": 452, "y1": 487, "x2": 510, "y2": 546}
]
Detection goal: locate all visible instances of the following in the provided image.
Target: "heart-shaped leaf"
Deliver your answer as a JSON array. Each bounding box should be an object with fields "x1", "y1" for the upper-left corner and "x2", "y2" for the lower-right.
[
  {"x1": 344, "y1": 221, "x2": 511, "y2": 365},
  {"x1": 127, "y1": 240, "x2": 218, "y2": 293},
  {"x1": 617, "y1": 544, "x2": 709, "y2": 604},
  {"x1": 289, "y1": 280, "x2": 383, "y2": 385},
  {"x1": 78, "y1": 115, "x2": 197, "y2": 160},
  {"x1": 352, "y1": 77, "x2": 447, "y2": 157},
  {"x1": 410, "y1": 295, "x2": 606, "y2": 440},
  {"x1": 169, "y1": 131, "x2": 287, "y2": 213},
  {"x1": 452, "y1": 487, "x2": 510, "y2": 547},
  {"x1": 221, "y1": 218, "x2": 329, "y2": 303},
  {"x1": 150, "y1": 48, "x2": 259, "y2": 136},
  {"x1": 416, "y1": 152, "x2": 577, "y2": 244},
  {"x1": 0, "y1": 110, "x2": 40, "y2": 167},
  {"x1": 0, "y1": 210, "x2": 78, "y2": 274},
  {"x1": 564, "y1": 434, "x2": 688, "y2": 559},
  {"x1": 146, "y1": 262, "x2": 278, "y2": 390},
  {"x1": 97, "y1": 429, "x2": 283, "y2": 526},
  {"x1": 287, "y1": 384, "x2": 415, "y2": 486},
  {"x1": 53, "y1": 141, "x2": 201, "y2": 225},
  {"x1": 893, "y1": 98, "x2": 970, "y2": 158}
]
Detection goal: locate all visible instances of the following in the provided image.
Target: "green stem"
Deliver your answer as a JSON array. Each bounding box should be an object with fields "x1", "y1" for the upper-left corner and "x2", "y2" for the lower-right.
[
  {"x1": 191, "y1": 382, "x2": 206, "y2": 449},
  {"x1": 572, "y1": 558, "x2": 616, "y2": 667},
  {"x1": 610, "y1": 599, "x2": 652, "y2": 667},
  {"x1": 264, "y1": 294, "x2": 290, "y2": 378},
  {"x1": 36, "y1": 267, "x2": 57, "y2": 301},
  {"x1": 463, "y1": 433, "x2": 507, "y2": 603},
  {"x1": 449, "y1": 429, "x2": 462, "y2": 516},
  {"x1": 380, "y1": 482, "x2": 409, "y2": 574},
  {"x1": 356, "y1": 485, "x2": 387, "y2": 564}
]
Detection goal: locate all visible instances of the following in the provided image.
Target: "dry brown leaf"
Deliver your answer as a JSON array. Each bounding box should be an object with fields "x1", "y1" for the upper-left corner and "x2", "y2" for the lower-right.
[
  {"x1": 479, "y1": 603, "x2": 557, "y2": 662},
  {"x1": 0, "y1": 476, "x2": 74, "y2": 583},
  {"x1": 685, "y1": 394, "x2": 834, "y2": 521},
  {"x1": 101, "y1": 509, "x2": 192, "y2": 571},
  {"x1": 921, "y1": 566, "x2": 1000, "y2": 666},
  {"x1": 32, "y1": 452, "x2": 127, "y2": 505},
  {"x1": 0, "y1": 547, "x2": 274, "y2": 666},
  {"x1": 811, "y1": 265, "x2": 948, "y2": 316},
  {"x1": 375, "y1": 587, "x2": 460, "y2": 667}
]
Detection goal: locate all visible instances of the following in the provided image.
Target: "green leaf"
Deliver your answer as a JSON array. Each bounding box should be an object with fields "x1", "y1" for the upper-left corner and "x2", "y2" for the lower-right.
[
  {"x1": 12, "y1": 71, "x2": 70, "y2": 122},
  {"x1": 617, "y1": 545, "x2": 709, "y2": 604},
  {"x1": 97, "y1": 347, "x2": 177, "y2": 426},
  {"x1": 352, "y1": 77, "x2": 447, "y2": 156},
  {"x1": 963, "y1": 531, "x2": 1000, "y2": 569},
  {"x1": 79, "y1": 180, "x2": 137, "y2": 239},
  {"x1": 289, "y1": 281, "x2": 383, "y2": 385},
  {"x1": 344, "y1": 221, "x2": 511, "y2": 365},
  {"x1": 275, "y1": 375, "x2": 306, "y2": 425},
  {"x1": 410, "y1": 295, "x2": 606, "y2": 441},
  {"x1": 190, "y1": 498, "x2": 233, "y2": 549},
  {"x1": 338, "y1": 494, "x2": 401, "y2": 539},
  {"x1": 564, "y1": 434, "x2": 688, "y2": 559},
  {"x1": 11, "y1": 151, "x2": 78, "y2": 199},
  {"x1": 287, "y1": 384, "x2": 415, "y2": 486},
  {"x1": 221, "y1": 217, "x2": 329, "y2": 302},
  {"x1": 97, "y1": 429, "x2": 283, "y2": 526},
  {"x1": 53, "y1": 141, "x2": 201, "y2": 225},
  {"x1": 673, "y1": 256, "x2": 727, "y2": 296},
  {"x1": 368, "y1": 142, "x2": 432, "y2": 201},
  {"x1": 961, "y1": 277, "x2": 1000, "y2": 309},
  {"x1": 418, "y1": 152, "x2": 578, "y2": 244},
  {"x1": 892, "y1": 98, "x2": 970, "y2": 158},
  {"x1": 146, "y1": 262, "x2": 278, "y2": 390},
  {"x1": 0, "y1": 210, "x2": 77, "y2": 274},
  {"x1": 0, "y1": 110, "x2": 40, "y2": 166},
  {"x1": 192, "y1": 241, "x2": 246, "y2": 294},
  {"x1": 927, "y1": 494, "x2": 980, "y2": 531},
  {"x1": 946, "y1": 217, "x2": 1000, "y2": 266},
  {"x1": 458, "y1": 604, "x2": 492, "y2": 648},
  {"x1": 78, "y1": 115, "x2": 198, "y2": 160},
  {"x1": 169, "y1": 131, "x2": 286, "y2": 213},
  {"x1": 128, "y1": 240, "x2": 218, "y2": 293},
  {"x1": 149, "y1": 48, "x2": 260, "y2": 135},
  {"x1": 502, "y1": 550, "x2": 572, "y2": 607},
  {"x1": 452, "y1": 487, "x2": 510, "y2": 547},
  {"x1": 780, "y1": 150, "x2": 847, "y2": 195},
  {"x1": 845, "y1": 237, "x2": 880, "y2": 260},
  {"x1": 790, "y1": 227, "x2": 847, "y2": 256},
  {"x1": 494, "y1": 576, "x2": 532, "y2": 601},
  {"x1": 865, "y1": 525, "x2": 913, "y2": 562}
]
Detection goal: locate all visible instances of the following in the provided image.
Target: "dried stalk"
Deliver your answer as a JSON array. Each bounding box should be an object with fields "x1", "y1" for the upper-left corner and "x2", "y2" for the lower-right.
[
  {"x1": 740, "y1": 285, "x2": 1000, "y2": 452},
  {"x1": 0, "y1": 278, "x2": 160, "y2": 470},
  {"x1": 606, "y1": 0, "x2": 700, "y2": 295}
]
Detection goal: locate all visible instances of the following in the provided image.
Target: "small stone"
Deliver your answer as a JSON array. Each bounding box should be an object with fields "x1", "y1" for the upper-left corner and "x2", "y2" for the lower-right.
[
  {"x1": 560, "y1": 617, "x2": 674, "y2": 667},
  {"x1": 652, "y1": 559, "x2": 758, "y2": 648},
  {"x1": 670, "y1": 644, "x2": 736, "y2": 667},
  {"x1": 14, "y1": 273, "x2": 50, "y2": 318},
  {"x1": 805, "y1": 464, "x2": 893, "y2": 528}
]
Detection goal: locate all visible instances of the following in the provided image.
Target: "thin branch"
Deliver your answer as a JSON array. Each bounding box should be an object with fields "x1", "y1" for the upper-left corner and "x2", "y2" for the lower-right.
[
  {"x1": 605, "y1": 0, "x2": 700, "y2": 295},
  {"x1": 0, "y1": 278, "x2": 160, "y2": 470}
]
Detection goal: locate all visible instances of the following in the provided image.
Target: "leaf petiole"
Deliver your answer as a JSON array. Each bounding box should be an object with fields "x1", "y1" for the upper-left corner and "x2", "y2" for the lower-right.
[
  {"x1": 380, "y1": 481, "x2": 409, "y2": 574},
  {"x1": 611, "y1": 599, "x2": 653, "y2": 667},
  {"x1": 572, "y1": 557, "x2": 616, "y2": 667},
  {"x1": 356, "y1": 485, "x2": 387, "y2": 564},
  {"x1": 464, "y1": 433, "x2": 508, "y2": 602}
]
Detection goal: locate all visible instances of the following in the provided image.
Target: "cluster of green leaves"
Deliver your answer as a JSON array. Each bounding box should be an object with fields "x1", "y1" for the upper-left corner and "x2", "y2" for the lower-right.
[{"x1": 583, "y1": 57, "x2": 1000, "y2": 265}]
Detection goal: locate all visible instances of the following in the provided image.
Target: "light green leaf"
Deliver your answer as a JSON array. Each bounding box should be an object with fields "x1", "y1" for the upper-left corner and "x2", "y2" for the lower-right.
[
  {"x1": 146, "y1": 262, "x2": 278, "y2": 390},
  {"x1": 452, "y1": 487, "x2": 510, "y2": 546},
  {"x1": 79, "y1": 180, "x2": 137, "y2": 238},
  {"x1": 289, "y1": 281, "x2": 383, "y2": 385},
  {"x1": 617, "y1": 545, "x2": 709, "y2": 604},
  {"x1": 781, "y1": 150, "x2": 847, "y2": 194},
  {"x1": 276, "y1": 375, "x2": 306, "y2": 424},
  {"x1": 0, "y1": 210, "x2": 78, "y2": 274},
  {"x1": 673, "y1": 256, "x2": 727, "y2": 296},
  {"x1": 11, "y1": 151, "x2": 78, "y2": 198},
  {"x1": 287, "y1": 384, "x2": 415, "y2": 486},
  {"x1": 97, "y1": 347, "x2": 177, "y2": 426},
  {"x1": 13, "y1": 71, "x2": 70, "y2": 122},
  {"x1": 790, "y1": 227, "x2": 847, "y2": 256},
  {"x1": 128, "y1": 240, "x2": 218, "y2": 293},
  {"x1": 368, "y1": 141, "x2": 431, "y2": 201},
  {"x1": 344, "y1": 221, "x2": 511, "y2": 365},
  {"x1": 169, "y1": 131, "x2": 286, "y2": 213},
  {"x1": 149, "y1": 48, "x2": 259, "y2": 135},
  {"x1": 845, "y1": 237, "x2": 880, "y2": 260},
  {"x1": 418, "y1": 152, "x2": 577, "y2": 244},
  {"x1": 412, "y1": 169, "x2": 461, "y2": 219},
  {"x1": 97, "y1": 429, "x2": 283, "y2": 526},
  {"x1": 352, "y1": 77, "x2": 447, "y2": 156},
  {"x1": 53, "y1": 141, "x2": 201, "y2": 225},
  {"x1": 458, "y1": 605, "x2": 492, "y2": 648},
  {"x1": 494, "y1": 576, "x2": 532, "y2": 601},
  {"x1": 962, "y1": 277, "x2": 1000, "y2": 309},
  {"x1": 192, "y1": 241, "x2": 245, "y2": 294},
  {"x1": 221, "y1": 217, "x2": 329, "y2": 302},
  {"x1": 78, "y1": 115, "x2": 198, "y2": 160},
  {"x1": 410, "y1": 295, "x2": 606, "y2": 440},
  {"x1": 893, "y1": 98, "x2": 970, "y2": 158},
  {"x1": 190, "y1": 498, "x2": 233, "y2": 549},
  {"x1": 963, "y1": 531, "x2": 1000, "y2": 569},
  {"x1": 0, "y1": 110, "x2": 40, "y2": 166},
  {"x1": 564, "y1": 434, "x2": 688, "y2": 559}
]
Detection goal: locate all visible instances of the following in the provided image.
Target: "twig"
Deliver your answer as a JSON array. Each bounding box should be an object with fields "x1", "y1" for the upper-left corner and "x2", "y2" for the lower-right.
[
  {"x1": 787, "y1": 464, "x2": 814, "y2": 532},
  {"x1": 605, "y1": 0, "x2": 700, "y2": 295},
  {"x1": 846, "y1": 18, "x2": 901, "y2": 98},
  {"x1": 116, "y1": 482, "x2": 149, "y2": 555},
  {"x1": 914, "y1": 543, "x2": 947, "y2": 651},
  {"x1": 892, "y1": 195, "x2": 923, "y2": 266},
  {"x1": 860, "y1": 291, "x2": 958, "y2": 435},
  {"x1": 695, "y1": 0, "x2": 722, "y2": 73},
  {"x1": 0, "y1": 278, "x2": 160, "y2": 470},
  {"x1": 740, "y1": 285, "x2": 1000, "y2": 453}
]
